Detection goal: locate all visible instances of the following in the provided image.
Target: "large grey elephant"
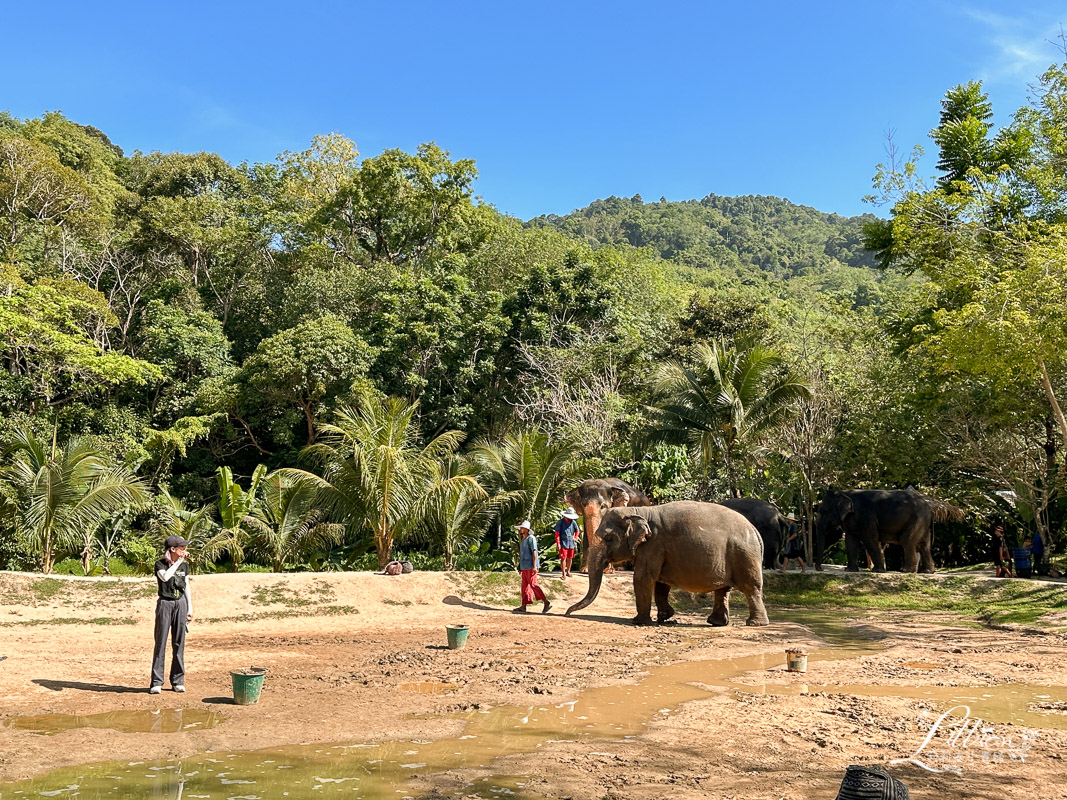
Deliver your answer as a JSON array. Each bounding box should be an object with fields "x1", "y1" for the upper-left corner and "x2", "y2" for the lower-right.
[
  {"x1": 717, "y1": 497, "x2": 789, "y2": 569},
  {"x1": 565, "y1": 502, "x2": 769, "y2": 626},
  {"x1": 564, "y1": 478, "x2": 651, "y2": 569},
  {"x1": 814, "y1": 488, "x2": 964, "y2": 573}
]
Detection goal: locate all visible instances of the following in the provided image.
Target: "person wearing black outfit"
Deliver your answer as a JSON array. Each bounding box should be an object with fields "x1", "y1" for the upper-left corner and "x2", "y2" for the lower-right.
[{"x1": 150, "y1": 535, "x2": 193, "y2": 694}]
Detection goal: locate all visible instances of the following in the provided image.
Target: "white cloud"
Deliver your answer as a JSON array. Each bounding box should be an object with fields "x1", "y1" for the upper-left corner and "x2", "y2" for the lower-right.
[{"x1": 958, "y1": 6, "x2": 1064, "y2": 81}]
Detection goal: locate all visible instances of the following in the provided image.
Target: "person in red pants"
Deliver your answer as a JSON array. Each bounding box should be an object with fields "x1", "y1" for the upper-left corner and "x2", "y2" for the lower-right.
[
  {"x1": 513, "y1": 520, "x2": 551, "y2": 614},
  {"x1": 554, "y1": 506, "x2": 581, "y2": 579}
]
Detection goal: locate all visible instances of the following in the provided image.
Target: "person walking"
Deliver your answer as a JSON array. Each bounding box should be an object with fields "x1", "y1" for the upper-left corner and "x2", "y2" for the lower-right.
[
  {"x1": 513, "y1": 520, "x2": 551, "y2": 614},
  {"x1": 995, "y1": 526, "x2": 1012, "y2": 578},
  {"x1": 151, "y1": 535, "x2": 193, "y2": 694},
  {"x1": 779, "y1": 513, "x2": 806, "y2": 573},
  {"x1": 554, "y1": 506, "x2": 581, "y2": 579}
]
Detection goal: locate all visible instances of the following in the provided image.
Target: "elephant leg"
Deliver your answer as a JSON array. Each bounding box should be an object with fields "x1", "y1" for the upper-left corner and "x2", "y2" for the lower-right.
[
  {"x1": 708, "y1": 587, "x2": 731, "y2": 627},
  {"x1": 654, "y1": 582, "x2": 675, "y2": 623},
  {"x1": 902, "y1": 541, "x2": 919, "y2": 573},
  {"x1": 918, "y1": 531, "x2": 936, "y2": 573},
  {"x1": 743, "y1": 585, "x2": 770, "y2": 627},
  {"x1": 845, "y1": 535, "x2": 861, "y2": 572},
  {"x1": 867, "y1": 538, "x2": 887, "y2": 572},
  {"x1": 632, "y1": 574, "x2": 655, "y2": 626}
]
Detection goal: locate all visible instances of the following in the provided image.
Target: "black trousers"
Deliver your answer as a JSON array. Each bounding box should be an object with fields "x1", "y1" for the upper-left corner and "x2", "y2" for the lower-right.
[{"x1": 151, "y1": 595, "x2": 188, "y2": 688}]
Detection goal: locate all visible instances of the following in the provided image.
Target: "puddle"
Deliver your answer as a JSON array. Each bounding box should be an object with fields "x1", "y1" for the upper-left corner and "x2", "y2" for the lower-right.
[
  {"x1": 400, "y1": 681, "x2": 456, "y2": 694},
  {"x1": 3, "y1": 708, "x2": 223, "y2": 736},
  {"x1": 5, "y1": 611, "x2": 1065, "y2": 798}
]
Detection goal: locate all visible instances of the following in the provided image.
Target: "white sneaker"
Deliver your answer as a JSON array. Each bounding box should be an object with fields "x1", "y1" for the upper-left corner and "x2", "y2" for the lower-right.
[
  {"x1": 149, "y1": 685, "x2": 162, "y2": 694},
  {"x1": 173, "y1": 685, "x2": 185, "y2": 693}
]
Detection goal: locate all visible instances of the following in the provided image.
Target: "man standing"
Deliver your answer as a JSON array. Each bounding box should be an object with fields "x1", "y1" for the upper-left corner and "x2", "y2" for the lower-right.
[
  {"x1": 554, "y1": 507, "x2": 581, "y2": 579},
  {"x1": 514, "y1": 520, "x2": 551, "y2": 614},
  {"x1": 151, "y1": 535, "x2": 193, "y2": 694}
]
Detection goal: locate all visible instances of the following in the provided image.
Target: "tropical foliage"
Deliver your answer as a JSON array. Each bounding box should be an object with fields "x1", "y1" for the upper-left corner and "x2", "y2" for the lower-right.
[{"x1": 2, "y1": 56, "x2": 1067, "y2": 573}]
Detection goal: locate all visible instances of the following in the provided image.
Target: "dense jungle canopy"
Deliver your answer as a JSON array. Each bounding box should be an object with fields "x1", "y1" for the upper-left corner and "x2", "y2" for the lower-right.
[{"x1": 2, "y1": 59, "x2": 1067, "y2": 574}]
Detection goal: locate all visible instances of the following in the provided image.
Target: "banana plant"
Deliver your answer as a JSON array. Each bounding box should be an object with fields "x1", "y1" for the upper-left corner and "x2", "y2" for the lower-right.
[{"x1": 200, "y1": 464, "x2": 267, "y2": 570}]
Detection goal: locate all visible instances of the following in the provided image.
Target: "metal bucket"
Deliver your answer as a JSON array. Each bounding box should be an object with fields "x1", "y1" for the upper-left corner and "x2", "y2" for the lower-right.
[
  {"x1": 446, "y1": 624, "x2": 470, "y2": 650},
  {"x1": 231, "y1": 666, "x2": 267, "y2": 705}
]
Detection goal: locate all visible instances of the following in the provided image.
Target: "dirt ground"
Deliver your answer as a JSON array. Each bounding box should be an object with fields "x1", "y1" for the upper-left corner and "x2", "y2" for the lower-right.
[{"x1": 1, "y1": 569, "x2": 1066, "y2": 799}]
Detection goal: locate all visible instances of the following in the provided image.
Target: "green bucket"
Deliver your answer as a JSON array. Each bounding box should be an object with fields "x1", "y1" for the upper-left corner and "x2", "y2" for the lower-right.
[
  {"x1": 446, "y1": 624, "x2": 470, "y2": 650},
  {"x1": 231, "y1": 667, "x2": 267, "y2": 705}
]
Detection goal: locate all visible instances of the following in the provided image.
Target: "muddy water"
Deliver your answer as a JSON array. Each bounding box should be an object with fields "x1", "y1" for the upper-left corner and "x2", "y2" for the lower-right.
[
  {"x1": 4, "y1": 612, "x2": 1065, "y2": 799},
  {"x1": 2, "y1": 708, "x2": 223, "y2": 736}
]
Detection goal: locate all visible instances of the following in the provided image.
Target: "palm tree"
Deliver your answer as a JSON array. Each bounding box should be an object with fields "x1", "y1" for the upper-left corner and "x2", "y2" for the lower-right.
[
  {"x1": 649, "y1": 338, "x2": 811, "y2": 497},
  {"x1": 199, "y1": 465, "x2": 266, "y2": 570},
  {"x1": 1, "y1": 428, "x2": 150, "y2": 574},
  {"x1": 469, "y1": 429, "x2": 586, "y2": 542},
  {"x1": 283, "y1": 390, "x2": 478, "y2": 568},
  {"x1": 246, "y1": 471, "x2": 344, "y2": 571},
  {"x1": 429, "y1": 455, "x2": 490, "y2": 570},
  {"x1": 153, "y1": 488, "x2": 217, "y2": 549}
]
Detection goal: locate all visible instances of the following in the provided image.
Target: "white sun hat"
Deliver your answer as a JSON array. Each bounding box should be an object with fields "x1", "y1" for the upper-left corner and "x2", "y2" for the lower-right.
[
  {"x1": 516, "y1": 519, "x2": 532, "y2": 530},
  {"x1": 562, "y1": 506, "x2": 580, "y2": 520}
]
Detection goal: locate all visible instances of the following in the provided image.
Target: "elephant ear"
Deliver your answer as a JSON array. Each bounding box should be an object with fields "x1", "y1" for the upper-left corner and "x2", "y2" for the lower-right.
[
  {"x1": 624, "y1": 515, "x2": 653, "y2": 557},
  {"x1": 834, "y1": 491, "x2": 854, "y2": 522}
]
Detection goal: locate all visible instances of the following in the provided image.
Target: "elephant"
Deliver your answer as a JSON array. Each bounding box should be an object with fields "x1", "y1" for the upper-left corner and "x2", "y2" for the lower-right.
[
  {"x1": 716, "y1": 497, "x2": 789, "y2": 569},
  {"x1": 564, "y1": 478, "x2": 651, "y2": 569},
  {"x1": 814, "y1": 488, "x2": 964, "y2": 573},
  {"x1": 564, "y1": 502, "x2": 769, "y2": 627}
]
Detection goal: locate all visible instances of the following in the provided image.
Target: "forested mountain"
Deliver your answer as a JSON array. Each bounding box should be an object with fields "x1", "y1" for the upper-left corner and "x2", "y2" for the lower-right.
[{"x1": 530, "y1": 193, "x2": 881, "y2": 285}]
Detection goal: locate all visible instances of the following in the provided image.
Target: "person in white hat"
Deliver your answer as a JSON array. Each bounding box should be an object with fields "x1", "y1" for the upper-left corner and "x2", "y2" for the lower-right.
[
  {"x1": 514, "y1": 520, "x2": 551, "y2": 614},
  {"x1": 553, "y1": 506, "x2": 582, "y2": 579}
]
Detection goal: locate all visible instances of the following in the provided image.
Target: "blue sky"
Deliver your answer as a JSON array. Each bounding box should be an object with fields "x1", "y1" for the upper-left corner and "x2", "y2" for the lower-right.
[{"x1": 3, "y1": 1, "x2": 1064, "y2": 220}]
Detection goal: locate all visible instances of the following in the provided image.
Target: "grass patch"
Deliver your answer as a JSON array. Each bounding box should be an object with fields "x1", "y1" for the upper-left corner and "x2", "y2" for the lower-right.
[
  {"x1": 200, "y1": 605, "x2": 358, "y2": 623},
  {"x1": 756, "y1": 573, "x2": 1067, "y2": 627},
  {"x1": 382, "y1": 598, "x2": 412, "y2": 606},
  {"x1": 448, "y1": 572, "x2": 565, "y2": 607},
  {"x1": 0, "y1": 616, "x2": 137, "y2": 627},
  {"x1": 247, "y1": 581, "x2": 334, "y2": 607}
]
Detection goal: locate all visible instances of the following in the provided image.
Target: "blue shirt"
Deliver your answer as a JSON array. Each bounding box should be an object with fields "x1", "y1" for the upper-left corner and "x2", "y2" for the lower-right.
[
  {"x1": 519, "y1": 533, "x2": 539, "y2": 570},
  {"x1": 554, "y1": 518, "x2": 579, "y2": 549},
  {"x1": 1012, "y1": 546, "x2": 1032, "y2": 570}
]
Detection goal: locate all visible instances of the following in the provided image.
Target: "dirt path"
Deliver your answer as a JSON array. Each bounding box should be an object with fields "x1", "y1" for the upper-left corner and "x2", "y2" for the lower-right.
[{"x1": 1, "y1": 570, "x2": 1066, "y2": 799}]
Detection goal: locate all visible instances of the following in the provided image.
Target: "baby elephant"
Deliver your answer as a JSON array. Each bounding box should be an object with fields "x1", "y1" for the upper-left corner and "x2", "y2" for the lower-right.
[{"x1": 566, "y1": 501, "x2": 770, "y2": 626}]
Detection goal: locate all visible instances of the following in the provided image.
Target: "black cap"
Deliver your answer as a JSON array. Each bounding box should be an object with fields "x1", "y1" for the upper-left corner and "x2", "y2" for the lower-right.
[{"x1": 164, "y1": 535, "x2": 189, "y2": 550}]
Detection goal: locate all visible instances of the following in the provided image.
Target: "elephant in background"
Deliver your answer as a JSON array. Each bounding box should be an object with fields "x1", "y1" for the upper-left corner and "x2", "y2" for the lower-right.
[
  {"x1": 717, "y1": 497, "x2": 789, "y2": 569},
  {"x1": 564, "y1": 478, "x2": 651, "y2": 569},
  {"x1": 815, "y1": 488, "x2": 964, "y2": 573},
  {"x1": 565, "y1": 502, "x2": 769, "y2": 626}
]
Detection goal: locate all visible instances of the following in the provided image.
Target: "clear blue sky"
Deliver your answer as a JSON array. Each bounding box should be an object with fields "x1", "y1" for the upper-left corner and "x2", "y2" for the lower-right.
[{"x1": 3, "y1": 1, "x2": 1064, "y2": 220}]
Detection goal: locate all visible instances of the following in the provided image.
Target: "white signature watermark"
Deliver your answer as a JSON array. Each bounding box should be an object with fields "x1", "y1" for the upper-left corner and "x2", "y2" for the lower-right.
[{"x1": 890, "y1": 705, "x2": 1037, "y2": 775}]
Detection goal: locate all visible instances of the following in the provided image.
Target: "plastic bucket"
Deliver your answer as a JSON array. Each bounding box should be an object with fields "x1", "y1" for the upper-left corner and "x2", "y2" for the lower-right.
[
  {"x1": 785, "y1": 650, "x2": 808, "y2": 673},
  {"x1": 446, "y1": 624, "x2": 470, "y2": 650},
  {"x1": 231, "y1": 667, "x2": 267, "y2": 705}
]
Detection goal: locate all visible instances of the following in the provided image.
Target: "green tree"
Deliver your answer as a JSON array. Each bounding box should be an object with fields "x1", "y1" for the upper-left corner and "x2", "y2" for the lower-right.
[
  {"x1": 283, "y1": 391, "x2": 476, "y2": 567},
  {"x1": 200, "y1": 464, "x2": 266, "y2": 570},
  {"x1": 425, "y1": 455, "x2": 490, "y2": 570},
  {"x1": 469, "y1": 430, "x2": 586, "y2": 540},
  {"x1": 245, "y1": 471, "x2": 344, "y2": 571},
  {"x1": 1, "y1": 428, "x2": 149, "y2": 573},
  {"x1": 649, "y1": 338, "x2": 810, "y2": 496},
  {"x1": 234, "y1": 315, "x2": 372, "y2": 447}
]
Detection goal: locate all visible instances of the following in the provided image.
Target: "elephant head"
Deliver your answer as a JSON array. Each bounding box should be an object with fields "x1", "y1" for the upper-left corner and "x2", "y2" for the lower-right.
[
  {"x1": 563, "y1": 478, "x2": 650, "y2": 567},
  {"x1": 814, "y1": 488, "x2": 852, "y2": 568},
  {"x1": 565, "y1": 510, "x2": 653, "y2": 615}
]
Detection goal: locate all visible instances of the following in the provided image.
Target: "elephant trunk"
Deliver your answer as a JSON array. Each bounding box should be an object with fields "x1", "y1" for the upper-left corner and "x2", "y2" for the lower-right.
[
  {"x1": 579, "y1": 502, "x2": 602, "y2": 571},
  {"x1": 566, "y1": 548, "x2": 607, "y2": 615}
]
